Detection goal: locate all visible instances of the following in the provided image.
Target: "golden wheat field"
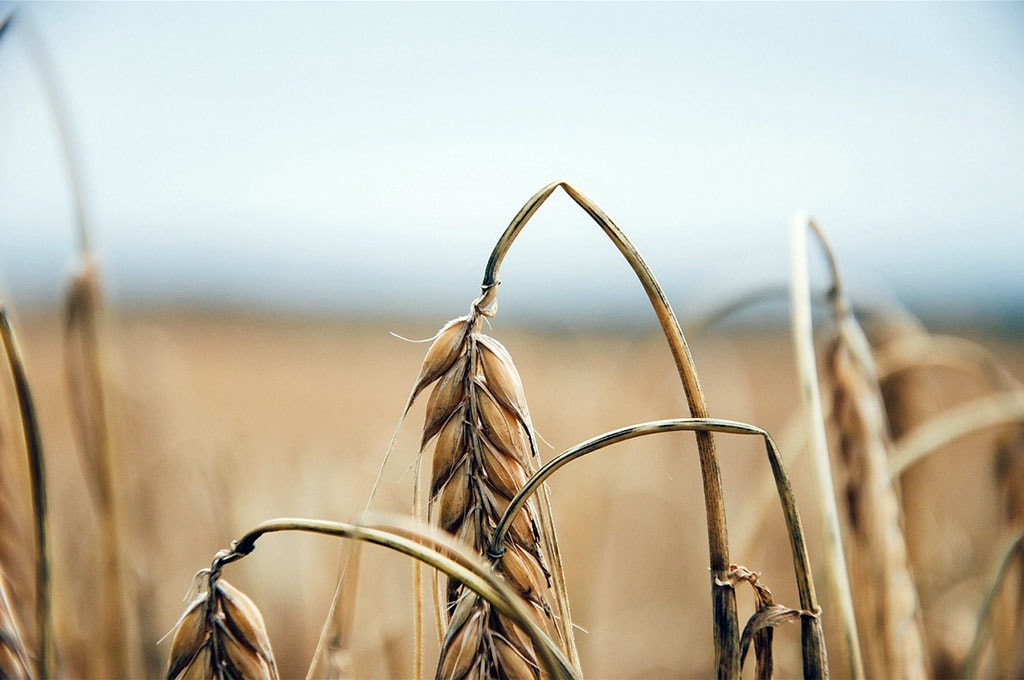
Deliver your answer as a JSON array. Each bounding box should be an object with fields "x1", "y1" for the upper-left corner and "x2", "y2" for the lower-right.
[{"x1": 2, "y1": 300, "x2": 1021, "y2": 679}]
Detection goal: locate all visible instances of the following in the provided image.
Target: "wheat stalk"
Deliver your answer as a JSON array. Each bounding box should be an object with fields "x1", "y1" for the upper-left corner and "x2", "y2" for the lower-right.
[
  {"x1": 789, "y1": 213, "x2": 864, "y2": 680},
  {"x1": 963, "y1": 532, "x2": 1024, "y2": 678},
  {"x1": 492, "y1": 416, "x2": 828, "y2": 678},
  {"x1": 478, "y1": 181, "x2": 737, "y2": 676}
]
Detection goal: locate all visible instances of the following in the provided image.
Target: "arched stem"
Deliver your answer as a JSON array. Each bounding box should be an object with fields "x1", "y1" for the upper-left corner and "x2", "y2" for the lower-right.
[
  {"x1": 491, "y1": 417, "x2": 827, "y2": 679},
  {"x1": 478, "y1": 181, "x2": 737, "y2": 677}
]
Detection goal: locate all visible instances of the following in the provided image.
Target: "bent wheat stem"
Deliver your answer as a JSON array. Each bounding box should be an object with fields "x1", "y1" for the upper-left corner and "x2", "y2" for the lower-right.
[
  {"x1": 492, "y1": 417, "x2": 827, "y2": 678},
  {"x1": 214, "y1": 515, "x2": 578, "y2": 679},
  {"x1": 480, "y1": 181, "x2": 737, "y2": 677}
]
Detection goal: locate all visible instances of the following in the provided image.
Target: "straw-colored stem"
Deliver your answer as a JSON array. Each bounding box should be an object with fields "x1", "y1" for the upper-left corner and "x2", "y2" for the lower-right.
[
  {"x1": 219, "y1": 516, "x2": 578, "y2": 679},
  {"x1": 15, "y1": 15, "x2": 91, "y2": 254},
  {"x1": 480, "y1": 181, "x2": 737, "y2": 677},
  {"x1": 491, "y1": 417, "x2": 827, "y2": 678},
  {"x1": 962, "y1": 532, "x2": 1024, "y2": 679},
  {"x1": 790, "y1": 213, "x2": 864, "y2": 680},
  {"x1": 0, "y1": 309, "x2": 54, "y2": 679},
  {"x1": 889, "y1": 390, "x2": 1024, "y2": 478}
]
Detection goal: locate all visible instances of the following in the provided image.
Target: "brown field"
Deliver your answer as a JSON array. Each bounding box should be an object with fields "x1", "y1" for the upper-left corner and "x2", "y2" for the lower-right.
[{"x1": 2, "y1": 306, "x2": 1022, "y2": 678}]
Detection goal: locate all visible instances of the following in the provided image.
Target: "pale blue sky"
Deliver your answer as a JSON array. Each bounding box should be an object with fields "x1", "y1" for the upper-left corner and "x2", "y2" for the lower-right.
[{"x1": 0, "y1": 2, "x2": 1021, "y2": 324}]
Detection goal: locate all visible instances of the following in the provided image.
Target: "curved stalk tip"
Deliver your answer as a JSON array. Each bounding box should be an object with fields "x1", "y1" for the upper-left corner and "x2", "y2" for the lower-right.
[{"x1": 482, "y1": 181, "x2": 738, "y2": 676}]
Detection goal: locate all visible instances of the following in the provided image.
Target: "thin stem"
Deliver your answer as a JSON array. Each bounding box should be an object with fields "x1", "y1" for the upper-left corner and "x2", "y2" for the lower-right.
[
  {"x1": 491, "y1": 417, "x2": 827, "y2": 679},
  {"x1": 790, "y1": 212, "x2": 864, "y2": 680},
  {"x1": 0, "y1": 309, "x2": 54, "y2": 680},
  {"x1": 963, "y1": 532, "x2": 1024, "y2": 679},
  {"x1": 479, "y1": 181, "x2": 737, "y2": 677},
  {"x1": 15, "y1": 15, "x2": 91, "y2": 255},
  {"x1": 889, "y1": 390, "x2": 1024, "y2": 478}
]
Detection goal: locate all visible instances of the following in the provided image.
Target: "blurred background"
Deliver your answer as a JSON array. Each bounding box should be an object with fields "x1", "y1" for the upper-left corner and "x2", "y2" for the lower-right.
[
  {"x1": 0, "y1": 2, "x2": 1021, "y2": 329},
  {"x1": 1, "y1": 4, "x2": 1023, "y2": 678}
]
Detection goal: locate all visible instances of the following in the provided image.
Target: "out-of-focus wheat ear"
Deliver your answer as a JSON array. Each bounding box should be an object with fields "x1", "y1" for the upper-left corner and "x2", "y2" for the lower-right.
[
  {"x1": 63, "y1": 255, "x2": 131, "y2": 679},
  {"x1": 0, "y1": 575, "x2": 31, "y2": 680},
  {"x1": 808, "y1": 219, "x2": 927, "y2": 680},
  {"x1": 0, "y1": 308, "x2": 54, "y2": 680},
  {"x1": 166, "y1": 575, "x2": 278, "y2": 680}
]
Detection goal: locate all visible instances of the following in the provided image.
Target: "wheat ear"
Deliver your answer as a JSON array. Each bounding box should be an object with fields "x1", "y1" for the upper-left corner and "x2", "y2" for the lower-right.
[
  {"x1": 801, "y1": 219, "x2": 928, "y2": 680},
  {"x1": 63, "y1": 255, "x2": 131, "y2": 678},
  {"x1": 166, "y1": 565, "x2": 278, "y2": 680},
  {"x1": 409, "y1": 309, "x2": 561, "y2": 679}
]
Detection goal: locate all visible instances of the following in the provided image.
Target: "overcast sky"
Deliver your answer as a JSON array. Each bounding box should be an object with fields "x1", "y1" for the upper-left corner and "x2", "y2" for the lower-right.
[{"x1": 0, "y1": 2, "x2": 1021, "y2": 325}]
